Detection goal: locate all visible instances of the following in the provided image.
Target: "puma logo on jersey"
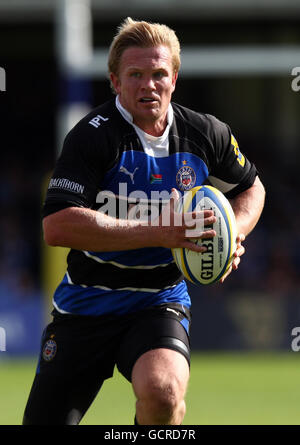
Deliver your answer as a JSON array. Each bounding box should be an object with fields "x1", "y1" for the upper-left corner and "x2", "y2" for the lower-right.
[
  {"x1": 89, "y1": 114, "x2": 109, "y2": 128},
  {"x1": 166, "y1": 308, "x2": 181, "y2": 317},
  {"x1": 119, "y1": 166, "x2": 139, "y2": 184}
]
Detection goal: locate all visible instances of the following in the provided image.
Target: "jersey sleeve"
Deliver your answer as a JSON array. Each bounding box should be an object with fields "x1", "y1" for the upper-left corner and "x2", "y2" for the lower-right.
[
  {"x1": 42, "y1": 121, "x2": 111, "y2": 218},
  {"x1": 205, "y1": 114, "x2": 257, "y2": 198}
]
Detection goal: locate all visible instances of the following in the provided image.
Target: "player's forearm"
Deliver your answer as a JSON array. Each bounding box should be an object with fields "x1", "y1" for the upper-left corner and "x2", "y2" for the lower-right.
[
  {"x1": 43, "y1": 207, "x2": 160, "y2": 252},
  {"x1": 229, "y1": 176, "x2": 265, "y2": 237}
]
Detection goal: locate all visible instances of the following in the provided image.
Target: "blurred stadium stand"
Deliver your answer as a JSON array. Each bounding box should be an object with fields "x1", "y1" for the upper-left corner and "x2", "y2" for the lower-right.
[{"x1": 0, "y1": 0, "x2": 300, "y2": 355}]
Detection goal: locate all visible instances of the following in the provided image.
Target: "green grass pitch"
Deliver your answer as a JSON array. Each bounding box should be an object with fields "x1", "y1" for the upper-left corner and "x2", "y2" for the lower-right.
[{"x1": 0, "y1": 352, "x2": 299, "y2": 425}]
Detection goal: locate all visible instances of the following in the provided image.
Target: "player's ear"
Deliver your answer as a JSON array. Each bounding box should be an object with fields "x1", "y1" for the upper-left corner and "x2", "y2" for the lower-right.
[
  {"x1": 171, "y1": 71, "x2": 178, "y2": 91},
  {"x1": 110, "y1": 72, "x2": 121, "y2": 94}
]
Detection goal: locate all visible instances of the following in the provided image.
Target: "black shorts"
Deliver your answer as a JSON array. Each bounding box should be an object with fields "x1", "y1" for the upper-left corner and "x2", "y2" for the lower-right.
[{"x1": 23, "y1": 303, "x2": 191, "y2": 425}]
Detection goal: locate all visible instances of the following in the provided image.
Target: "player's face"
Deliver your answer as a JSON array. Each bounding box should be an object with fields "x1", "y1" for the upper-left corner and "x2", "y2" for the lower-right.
[{"x1": 110, "y1": 45, "x2": 178, "y2": 136}]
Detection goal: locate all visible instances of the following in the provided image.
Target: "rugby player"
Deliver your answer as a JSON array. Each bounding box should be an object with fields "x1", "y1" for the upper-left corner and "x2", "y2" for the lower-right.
[{"x1": 23, "y1": 18, "x2": 265, "y2": 425}]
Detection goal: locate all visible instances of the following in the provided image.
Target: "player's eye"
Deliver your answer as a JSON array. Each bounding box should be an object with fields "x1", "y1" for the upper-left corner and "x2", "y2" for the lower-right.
[
  {"x1": 153, "y1": 71, "x2": 165, "y2": 80},
  {"x1": 153, "y1": 71, "x2": 164, "y2": 80},
  {"x1": 130, "y1": 72, "x2": 142, "y2": 78}
]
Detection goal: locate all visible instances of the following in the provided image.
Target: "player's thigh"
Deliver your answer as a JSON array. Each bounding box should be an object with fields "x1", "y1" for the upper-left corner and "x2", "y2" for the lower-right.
[
  {"x1": 131, "y1": 347, "x2": 190, "y2": 402},
  {"x1": 116, "y1": 304, "x2": 191, "y2": 383},
  {"x1": 23, "y1": 312, "x2": 118, "y2": 425},
  {"x1": 23, "y1": 371, "x2": 104, "y2": 425}
]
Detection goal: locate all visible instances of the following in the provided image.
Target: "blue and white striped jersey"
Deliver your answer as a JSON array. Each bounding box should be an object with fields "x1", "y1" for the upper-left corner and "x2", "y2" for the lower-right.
[{"x1": 43, "y1": 98, "x2": 257, "y2": 316}]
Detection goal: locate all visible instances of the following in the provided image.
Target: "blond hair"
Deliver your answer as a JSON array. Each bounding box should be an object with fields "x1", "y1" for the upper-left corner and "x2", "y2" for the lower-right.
[{"x1": 108, "y1": 17, "x2": 181, "y2": 77}]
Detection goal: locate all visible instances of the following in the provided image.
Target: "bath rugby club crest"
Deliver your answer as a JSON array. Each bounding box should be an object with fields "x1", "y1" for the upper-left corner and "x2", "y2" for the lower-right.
[
  {"x1": 176, "y1": 164, "x2": 196, "y2": 191},
  {"x1": 42, "y1": 339, "x2": 57, "y2": 362}
]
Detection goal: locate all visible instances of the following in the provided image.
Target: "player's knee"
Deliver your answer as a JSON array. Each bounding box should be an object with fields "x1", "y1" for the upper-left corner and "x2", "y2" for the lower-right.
[{"x1": 137, "y1": 374, "x2": 185, "y2": 422}]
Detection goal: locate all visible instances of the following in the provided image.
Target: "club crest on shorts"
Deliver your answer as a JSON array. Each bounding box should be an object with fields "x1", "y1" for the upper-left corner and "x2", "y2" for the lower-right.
[
  {"x1": 176, "y1": 165, "x2": 196, "y2": 191},
  {"x1": 42, "y1": 339, "x2": 57, "y2": 362}
]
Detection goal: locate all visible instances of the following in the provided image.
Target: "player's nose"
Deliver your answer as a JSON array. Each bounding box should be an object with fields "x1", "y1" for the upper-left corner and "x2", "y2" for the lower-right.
[{"x1": 141, "y1": 76, "x2": 156, "y2": 90}]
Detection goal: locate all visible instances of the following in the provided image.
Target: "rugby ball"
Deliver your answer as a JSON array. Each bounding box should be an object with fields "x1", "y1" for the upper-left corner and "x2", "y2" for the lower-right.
[{"x1": 171, "y1": 185, "x2": 237, "y2": 285}]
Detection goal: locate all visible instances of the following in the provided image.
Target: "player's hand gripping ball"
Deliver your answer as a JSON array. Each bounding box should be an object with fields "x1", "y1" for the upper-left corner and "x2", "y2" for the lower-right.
[{"x1": 172, "y1": 185, "x2": 237, "y2": 285}]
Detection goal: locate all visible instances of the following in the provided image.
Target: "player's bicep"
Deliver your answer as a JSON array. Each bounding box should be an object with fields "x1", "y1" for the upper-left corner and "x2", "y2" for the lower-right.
[
  {"x1": 43, "y1": 165, "x2": 97, "y2": 214},
  {"x1": 43, "y1": 128, "x2": 102, "y2": 217},
  {"x1": 208, "y1": 122, "x2": 257, "y2": 198}
]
